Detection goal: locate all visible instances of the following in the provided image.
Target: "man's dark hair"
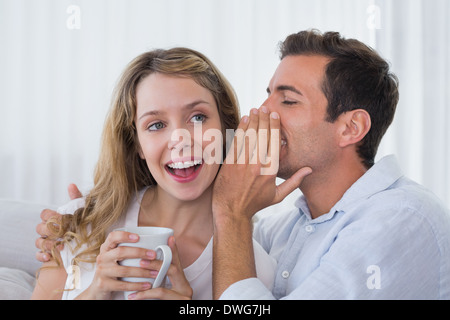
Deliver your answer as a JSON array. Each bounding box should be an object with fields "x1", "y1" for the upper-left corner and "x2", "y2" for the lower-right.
[{"x1": 279, "y1": 29, "x2": 399, "y2": 168}]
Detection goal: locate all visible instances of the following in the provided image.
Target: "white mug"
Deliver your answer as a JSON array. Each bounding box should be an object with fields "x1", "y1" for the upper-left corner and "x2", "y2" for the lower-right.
[{"x1": 115, "y1": 226, "x2": 173, "y2": 299}]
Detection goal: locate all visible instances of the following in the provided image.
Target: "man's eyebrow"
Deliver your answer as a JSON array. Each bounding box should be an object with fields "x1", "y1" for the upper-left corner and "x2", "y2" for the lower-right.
[{"x1": 266, "y1": 85, "x2": 303, "y2": 96}]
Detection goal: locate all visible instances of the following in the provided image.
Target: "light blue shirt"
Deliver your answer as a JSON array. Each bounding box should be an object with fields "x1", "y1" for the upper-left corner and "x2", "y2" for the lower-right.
[{"x1": 220, "y1": 155, "x2": 450, "y2": 299}]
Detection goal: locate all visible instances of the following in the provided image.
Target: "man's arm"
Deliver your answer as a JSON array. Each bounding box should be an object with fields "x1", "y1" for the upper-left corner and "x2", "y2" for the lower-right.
[
  {"x1": 212, "y1": 107, "x2": 311, "y2": 299},
  {"x1": 31, "y1": 253, "x2": 67, "y2": 299},
  {"x1": 212, "y1": 209, "x2": 256, "y2": 299}
]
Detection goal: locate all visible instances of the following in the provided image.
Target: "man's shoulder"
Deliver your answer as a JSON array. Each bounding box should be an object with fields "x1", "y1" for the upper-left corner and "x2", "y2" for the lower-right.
[
  {"x1": 343, "y1": 175, "x2": 450, "y2": 253},
  {"x1": 368, "y1": 175, "x2": 450, "y2": 223},
  {"x1": 352, "y1": 155, "x2": 449, "y2": 223}
]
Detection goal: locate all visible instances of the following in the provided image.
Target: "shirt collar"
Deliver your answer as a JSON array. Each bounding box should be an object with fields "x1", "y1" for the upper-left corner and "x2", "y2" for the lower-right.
[
  {"x1": 294, "y1": 155, "x2": 404, "y2": 223},
  {"x1": 332, "y1": 155, "x2": 403, "y2": 212}
]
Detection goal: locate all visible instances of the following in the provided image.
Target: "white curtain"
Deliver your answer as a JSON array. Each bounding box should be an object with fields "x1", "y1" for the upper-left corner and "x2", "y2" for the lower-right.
[{"x1": 0, "y1": 0, "x2": 449, "y2": 213}]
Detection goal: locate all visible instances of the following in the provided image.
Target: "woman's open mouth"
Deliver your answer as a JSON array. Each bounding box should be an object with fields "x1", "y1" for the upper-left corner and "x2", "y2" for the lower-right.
[{"x1": 165, "y1": 159, "x2": 203, "y2": 183}]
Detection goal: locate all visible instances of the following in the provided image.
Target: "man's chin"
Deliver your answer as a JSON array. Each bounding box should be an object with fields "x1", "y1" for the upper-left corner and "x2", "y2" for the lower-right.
[
  {"x1": 277, "y1": 164, "x2": 309, "y2": 182},
  {"x1": 277, "y1": 167, "x2": 293, "y2": 180}
]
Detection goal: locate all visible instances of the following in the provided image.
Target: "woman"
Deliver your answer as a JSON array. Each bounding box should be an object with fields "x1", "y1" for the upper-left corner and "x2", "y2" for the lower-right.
[{"x1": 31, "y1": 47, "x2": 276, "y2": 300}]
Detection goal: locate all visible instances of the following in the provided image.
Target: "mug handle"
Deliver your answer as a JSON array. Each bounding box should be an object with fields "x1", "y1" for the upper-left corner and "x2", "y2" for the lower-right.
[{"x1": 152, "y1": 244, "x2": 172, "y2": 288}]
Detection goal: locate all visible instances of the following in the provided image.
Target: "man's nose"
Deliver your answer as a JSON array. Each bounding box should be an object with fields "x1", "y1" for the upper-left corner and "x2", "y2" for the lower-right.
[{"x1": 261, "y1": 95, "x2": 276, "y2": 112}]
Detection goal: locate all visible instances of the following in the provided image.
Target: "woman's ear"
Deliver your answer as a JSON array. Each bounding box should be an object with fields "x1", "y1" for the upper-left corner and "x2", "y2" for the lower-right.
[
  {"x1": 133, "y1": 131, "x2": 146, "y2": 160},
  {"x1": 338, "y1": 109, "x2": 371, "y2": 148},
  {"x1": 136, "y1": 142, "x2": 145, "y2": 160}
]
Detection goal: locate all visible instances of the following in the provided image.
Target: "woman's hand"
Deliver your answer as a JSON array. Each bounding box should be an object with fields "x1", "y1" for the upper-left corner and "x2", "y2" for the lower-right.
[
  {"x1": 127, "y1": 236, "x2": 193, "y2": 300},
  {"x1": 76, "y1": 230, "x2": 155, "y2": 300}
]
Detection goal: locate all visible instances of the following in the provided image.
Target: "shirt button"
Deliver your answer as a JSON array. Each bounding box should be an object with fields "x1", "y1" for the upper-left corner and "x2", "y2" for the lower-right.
[
  {"x1": 281, "y1": 271, "x2": 290, "y2": 279},
  {"x1": 305, "y1": 225, "x2": 315, "y2": 233}
]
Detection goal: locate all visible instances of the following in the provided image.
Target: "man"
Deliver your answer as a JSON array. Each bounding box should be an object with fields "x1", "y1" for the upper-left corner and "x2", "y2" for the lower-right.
[
  {"x1": 212, "y1": 30, "x2": 450, "y2": 299},
  {"x1": 37, "y1": 30, "x2": 450, "y2": 299}
]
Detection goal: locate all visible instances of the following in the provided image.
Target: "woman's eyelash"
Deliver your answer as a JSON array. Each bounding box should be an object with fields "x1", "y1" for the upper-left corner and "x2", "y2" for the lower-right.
[
  {"x1": 146, "y1": 114, "x2": 207, "y2": 131},
  {"x1": 190, "y1": 114, "x2": 207, "y2": 122},
  {"x1": 148, "y1": 122, "x2": 165, "y2": 131}
]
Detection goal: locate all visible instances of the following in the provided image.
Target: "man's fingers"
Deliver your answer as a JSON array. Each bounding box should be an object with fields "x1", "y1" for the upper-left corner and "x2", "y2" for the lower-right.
[
  {"x1": 256, "y1": 106, "x2": 270, "y2": 165},
  {"x1": 36, "y1": 251, "x2": 51, "y2": 262},
  {"x1": 274, "y1": 167, "x2": 313, "y2": 204},
  {"x1": 267, "y1": 111, "x2": 281, "y2": 162},
  {"x1": 68, "y1": 183, "x2": 83, "y2": 200},
  {"x1": 36, "y1": 221, "x2": 49, "y2": 238},
  {"x1": 40, "y1": 208, "x2": 59, "y2": 222},
  {"x1": 258, "y1": 111, "x2": 281, "y2": 176},
  {"x1": 36, "y1": 235, "x2": 63, "y2": 249},
  {"x1": 238, "y1": 108, "x2": 259, "y2": 164},
  {"x1": 37, "y1": 210, "x2": 62, "y2": 238},
  {"x1": 36, "y1": 236, "x2": 50, "y2": 251},
  {"x1": 225, "y1": 115, "x2": 249, "y2": 165}
]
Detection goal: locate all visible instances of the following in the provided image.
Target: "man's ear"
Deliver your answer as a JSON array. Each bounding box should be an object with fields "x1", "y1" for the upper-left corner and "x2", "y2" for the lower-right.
[{"x1": 338, "y1": 109, "x2": 371, "y2": 148}]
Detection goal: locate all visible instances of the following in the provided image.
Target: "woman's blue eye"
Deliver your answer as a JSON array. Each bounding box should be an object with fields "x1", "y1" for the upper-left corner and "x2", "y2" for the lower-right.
[
  {"x1": 148, "y1": 122, "x2": 165, "y2": 131},
  {"x1": 191, "y1": 114, "x2": 206, "y2": 123}
]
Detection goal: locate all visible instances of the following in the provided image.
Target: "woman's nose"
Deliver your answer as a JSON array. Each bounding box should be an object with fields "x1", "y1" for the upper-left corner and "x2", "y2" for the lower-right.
[
  {"x1": 168, "y1": 126, "x2": 204, "y2": 161},
  {"x1": 168, "y1": 128, "x2": 193, "y2": 151}
]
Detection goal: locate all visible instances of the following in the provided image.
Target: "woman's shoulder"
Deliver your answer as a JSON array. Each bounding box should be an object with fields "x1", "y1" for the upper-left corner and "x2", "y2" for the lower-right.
[{"x1": 57, "y1": 186, "x2": 149, "y2": 216}]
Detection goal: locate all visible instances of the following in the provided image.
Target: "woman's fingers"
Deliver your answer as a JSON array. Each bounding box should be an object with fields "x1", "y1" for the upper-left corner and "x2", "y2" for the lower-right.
[
  {"x1": 134, "y1": 236, "x2": 193, "y2": 300},
  {"x1": 99, "y1": 230, "x2": 140, "y2": 253},
  {"x1": 165, "y1": 237, "x2": 192, "y2": 296}
]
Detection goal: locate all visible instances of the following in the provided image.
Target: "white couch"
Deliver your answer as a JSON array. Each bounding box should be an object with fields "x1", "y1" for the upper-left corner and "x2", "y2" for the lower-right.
[{"x1": 0, "y1": 199, "x2": 52, "y2": 299}]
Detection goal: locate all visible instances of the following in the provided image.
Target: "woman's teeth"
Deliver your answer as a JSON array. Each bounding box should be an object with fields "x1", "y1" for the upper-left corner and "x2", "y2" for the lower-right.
[{"x1": 167, "y1": 160, "x2": 202, "y2": 169}]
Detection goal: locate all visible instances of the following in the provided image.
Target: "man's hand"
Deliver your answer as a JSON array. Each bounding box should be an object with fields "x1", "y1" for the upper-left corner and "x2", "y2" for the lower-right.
[
  {"x1": 35, "y1": 184, "x2": 83, "y2": 262},
  {"x1": 212, "y1": 107, "x2": 311, "y2": 299},
  {"x1": 67, "y1": 183, "x2": 83, "y2": 200},
  {"x1": 213, "y1": 107, "x2": 311, "y2": 222}
]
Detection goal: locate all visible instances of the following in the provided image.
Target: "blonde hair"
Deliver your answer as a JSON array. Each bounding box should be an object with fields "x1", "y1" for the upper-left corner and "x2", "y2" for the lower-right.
[{"x1": 48, "y1": 48, "x2": 240, "y2": 265}]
